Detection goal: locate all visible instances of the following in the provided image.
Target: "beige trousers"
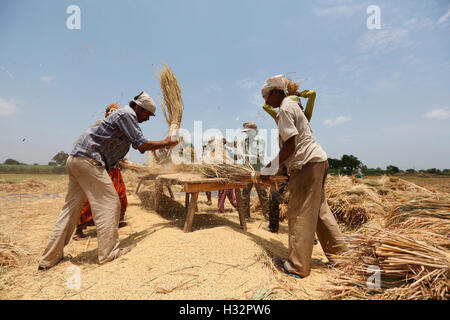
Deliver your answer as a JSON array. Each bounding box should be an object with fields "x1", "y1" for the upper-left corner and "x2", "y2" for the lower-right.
[
  {"x1": 285, "y1": 160, "x2": 348, "y2": 277},
  {"x1": 39, "y1": 155, "x2": 121, "y2": 267}
]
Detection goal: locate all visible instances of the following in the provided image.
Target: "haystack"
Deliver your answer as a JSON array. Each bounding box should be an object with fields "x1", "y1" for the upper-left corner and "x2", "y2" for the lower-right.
[{"x1": 327, "y1": 228, "x2": 449, "y2": 300}]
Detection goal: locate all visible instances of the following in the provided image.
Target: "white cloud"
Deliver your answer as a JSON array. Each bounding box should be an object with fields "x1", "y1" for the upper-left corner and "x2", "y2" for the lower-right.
[
  {"x1": 438, "y1": 8, "x2": 450, "y2": 24},
  {"x1": 0, "y1": 97, "x2": 17, "y2": 116},
  {"x1": 40, "y1": 75, "x2": 54, "y2": 84},
  {"x1": 324, "y1": 115, "x2": 351, "y2": 127},
  {"x1": 356, "y1": 28, "x2": 411, "y2": 53},
  {"x1": 236, "y1": 78, "x2": 257, "y2": 89},
  {"x1": 424, "y1": 107, "x2": 450, "y2": 120},
  {"x1": 250, "y1": 92, "x2": 264, "y2": 107},
  {"x1": 312, "y1": 4, "x2": 362, "y2": 17}
]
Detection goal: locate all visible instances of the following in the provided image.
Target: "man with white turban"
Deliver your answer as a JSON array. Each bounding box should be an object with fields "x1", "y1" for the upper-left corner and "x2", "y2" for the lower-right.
[
  {"x1": 259, "y1": 75, "x2": 348, "y2": 278},
  {"x1": 38, "y1": 91, "x2": 179, "y2": 270}
]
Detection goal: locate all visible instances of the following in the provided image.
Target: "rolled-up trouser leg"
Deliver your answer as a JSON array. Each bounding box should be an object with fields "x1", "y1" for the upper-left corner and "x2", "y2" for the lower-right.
[
  {"x1": 255, "y1": 183, "x2": 270, "y2": 219},
  {"x1": 39, "y1": 156, "x2": 88, "y2": 268},
  {"x1": 74, "y1": 159, "x2": 121, "y2": 264},
  {"x1": 285, "y1": 163, "x2": 323, "y2": 278},
  {"x1": 241, "y1": 183, "x2": 253, "y2": 218}
]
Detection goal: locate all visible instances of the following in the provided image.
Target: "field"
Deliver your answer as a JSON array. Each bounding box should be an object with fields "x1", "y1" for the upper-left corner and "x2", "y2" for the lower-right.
[{"x1": 0, "y1": 172, "x2": 449, "y2": 300}]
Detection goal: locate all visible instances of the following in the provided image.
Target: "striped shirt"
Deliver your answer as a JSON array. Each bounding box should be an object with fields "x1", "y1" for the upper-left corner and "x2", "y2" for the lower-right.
[{"x1": 71, "y1": 106, "x2": 147, "y2": 170}]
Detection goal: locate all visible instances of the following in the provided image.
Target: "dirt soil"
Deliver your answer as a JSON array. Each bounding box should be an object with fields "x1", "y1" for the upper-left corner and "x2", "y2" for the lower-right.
[
  {"x1": 1, "y1": 174, "x2": 448, "y2": 300},
  {"x1": 0, "y1": 175, "x2": 331, "y2": 300}
]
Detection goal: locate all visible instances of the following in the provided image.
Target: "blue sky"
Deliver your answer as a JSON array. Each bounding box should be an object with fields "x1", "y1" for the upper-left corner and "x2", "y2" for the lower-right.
[{"x1": 0, "y1": 0, "x2": 449, "y2": 170}]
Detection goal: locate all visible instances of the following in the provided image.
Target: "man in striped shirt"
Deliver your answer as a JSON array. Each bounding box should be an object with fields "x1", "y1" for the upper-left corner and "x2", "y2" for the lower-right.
[{"x1": 38, "y1": 91, "x2": 178, "y2": 270}]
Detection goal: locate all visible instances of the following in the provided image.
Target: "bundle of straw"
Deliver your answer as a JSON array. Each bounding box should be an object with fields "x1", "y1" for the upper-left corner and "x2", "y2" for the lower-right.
[
  {"x1": 385, "y1": 196, "x2": 450, "y2": 226},
  {"x1": 327, "y1": 228, "x2": 449, "y2": 300},
  {"x1": 197, "y1": 163, "x2": 286, "y2": 186},
  {"x1": 157, "y1": 62, "x2": 184, "y2": 139}
]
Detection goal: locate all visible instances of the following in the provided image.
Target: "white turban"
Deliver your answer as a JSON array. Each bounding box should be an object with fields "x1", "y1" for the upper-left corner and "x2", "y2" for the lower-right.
[
  {"x1": 261, "y1": 74, "x2": 288, "y2": 100},
  {"x1": 133, "y1": 91, "x2": 156, "y2": 114}
]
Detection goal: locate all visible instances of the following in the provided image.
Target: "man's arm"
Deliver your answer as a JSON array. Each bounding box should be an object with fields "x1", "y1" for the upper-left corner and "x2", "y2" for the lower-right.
[
  {"x1": 299, "y1": 90, "x2": 316, "y2": 122},
  {"x1": 260, "y1": 136, "x2": 295, "y2": 179},
  {"x1": 138, "y1": 136, "x2": 178, "y2": 152}
]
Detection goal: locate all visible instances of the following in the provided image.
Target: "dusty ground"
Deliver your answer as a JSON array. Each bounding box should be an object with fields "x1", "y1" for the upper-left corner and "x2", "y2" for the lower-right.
[
  {"x1": 1, "y1": 173, "x2": 448, "y2": 300},
  {"x1": 0, "y1": 173, "x2": 330, "y2": 300}
]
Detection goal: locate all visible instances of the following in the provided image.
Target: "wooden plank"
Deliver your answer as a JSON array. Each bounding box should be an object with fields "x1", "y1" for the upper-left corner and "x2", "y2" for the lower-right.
[
  {"x1": 184, "y1": 182, "x2": 248, "y2": 193},
  {"x1": 235, "y1": 188, "x2": 247, "y2": 231},
  {"x1": 183, "y1": 192, "x2": 199, "y2": 233}
]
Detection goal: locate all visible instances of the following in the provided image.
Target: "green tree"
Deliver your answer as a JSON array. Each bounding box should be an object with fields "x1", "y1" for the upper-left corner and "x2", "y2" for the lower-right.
[
  {"x1": 328, "y1": 158, "x2": 342, "y2": 169},
  {"x1": 48, "y1": 161, "x2": 58, "y2": 166},
  {"x1": 406, "y1": 168, "x2": 416, "y2": 173},
  {"x1": 341, "y1": 154, "x2": 361, "y2": 173},
  {"x1": 51, "y1": 151, "x2": 69, "y2": 166},
  {"x1": 4, "y1": 158, "x2": 22, "y2": 165},
  {"x1": 386, "y1": 165, "x2": 400, "y2": 174}
]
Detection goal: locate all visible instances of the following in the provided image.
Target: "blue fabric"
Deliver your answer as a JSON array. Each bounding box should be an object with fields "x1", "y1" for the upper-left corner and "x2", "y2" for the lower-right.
[{"x1": 71, "y1": 106, "x2": 147, "y2": 170}]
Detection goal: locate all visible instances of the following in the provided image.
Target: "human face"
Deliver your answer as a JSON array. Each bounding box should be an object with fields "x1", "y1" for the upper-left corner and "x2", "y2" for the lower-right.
[
  {"x1": 136, "y1": 106, "x2": 154, "y2": 123},
  {"x1": 265, "y1": 90, "x2": 284, "y2": 108}
]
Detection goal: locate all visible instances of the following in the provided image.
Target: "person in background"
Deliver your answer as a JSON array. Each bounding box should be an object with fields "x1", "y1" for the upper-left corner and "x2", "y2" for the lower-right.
[
  {"x1": 240, "y1": 122, "x2": 270, "y2": 220},
  {"x1": 259, "y1": 75, "x2": 347, "y2": 278}
]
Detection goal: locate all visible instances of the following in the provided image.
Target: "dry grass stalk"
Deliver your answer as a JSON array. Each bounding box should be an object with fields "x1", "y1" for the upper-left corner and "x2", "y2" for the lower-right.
[
  {"x1": 157, "y1": 62, "x2": 183, "y2": 137},
  {"x1": 328, "y1": 228, "x2": 449, "y2": 300},
  {"x1": 197, "y1": 162, "x2": 286, "y2": 186},
  {"x1": 386, "y1": 196, "x2": 450, "y2": 226},
  {"x1": 0, "y1": 238, "x2": 27, "y2": 268}
]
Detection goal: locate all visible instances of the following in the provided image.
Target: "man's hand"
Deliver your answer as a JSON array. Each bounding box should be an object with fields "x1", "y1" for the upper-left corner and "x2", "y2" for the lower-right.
[{"x1": 166, "y1": 135, "x2": 179, "y2": 147}]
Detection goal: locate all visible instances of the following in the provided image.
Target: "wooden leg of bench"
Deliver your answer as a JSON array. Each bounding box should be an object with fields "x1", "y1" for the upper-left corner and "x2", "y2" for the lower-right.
[
  {"x1": 154, "y1": 178, "x2": 164, "y2": 212},
  {"x1": 135, "y1": 178, "x2": 143, "y2": 194},
  {"x1": 235, "y1": 188, "x2": 247, "y2": 231},
  {"x1": 185, "y1": 192, "x2": 190, "y2": 215},
  {"x1": 183, "y1": 192, "x2": 199, "y2": 233},
  {"x1": 167, "y1": 185, "x2": 175, "y2": 199}
]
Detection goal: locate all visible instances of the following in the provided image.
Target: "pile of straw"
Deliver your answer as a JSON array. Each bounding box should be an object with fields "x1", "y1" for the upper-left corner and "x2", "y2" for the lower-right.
[
  {"x1": 386, "y1": 196, "x2": 450, "y2": 226},
  {"x1": 385, "y1": 195, "x2": 450, "y2": 248},
  {"x1": 327, "y1": 228, "x2": 449, "y2": 300},
  {"x1": 197, "y1": 163, "x2": 286, "y2": 186},
  {"x1": 326, "y1": 175, "x2": 383, "y2": 227},
  {"x1": 157, "y1": 62, "x2": 183, "y2": 138},
  {"x1": 0, "y1": 237, "x2": 25, "y2": 268}
]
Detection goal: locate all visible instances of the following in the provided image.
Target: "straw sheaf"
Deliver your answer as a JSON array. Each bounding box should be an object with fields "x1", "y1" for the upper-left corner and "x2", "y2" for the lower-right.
[{"x1": 157, "y1": 62, "x2": 183, "y2": 135}]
